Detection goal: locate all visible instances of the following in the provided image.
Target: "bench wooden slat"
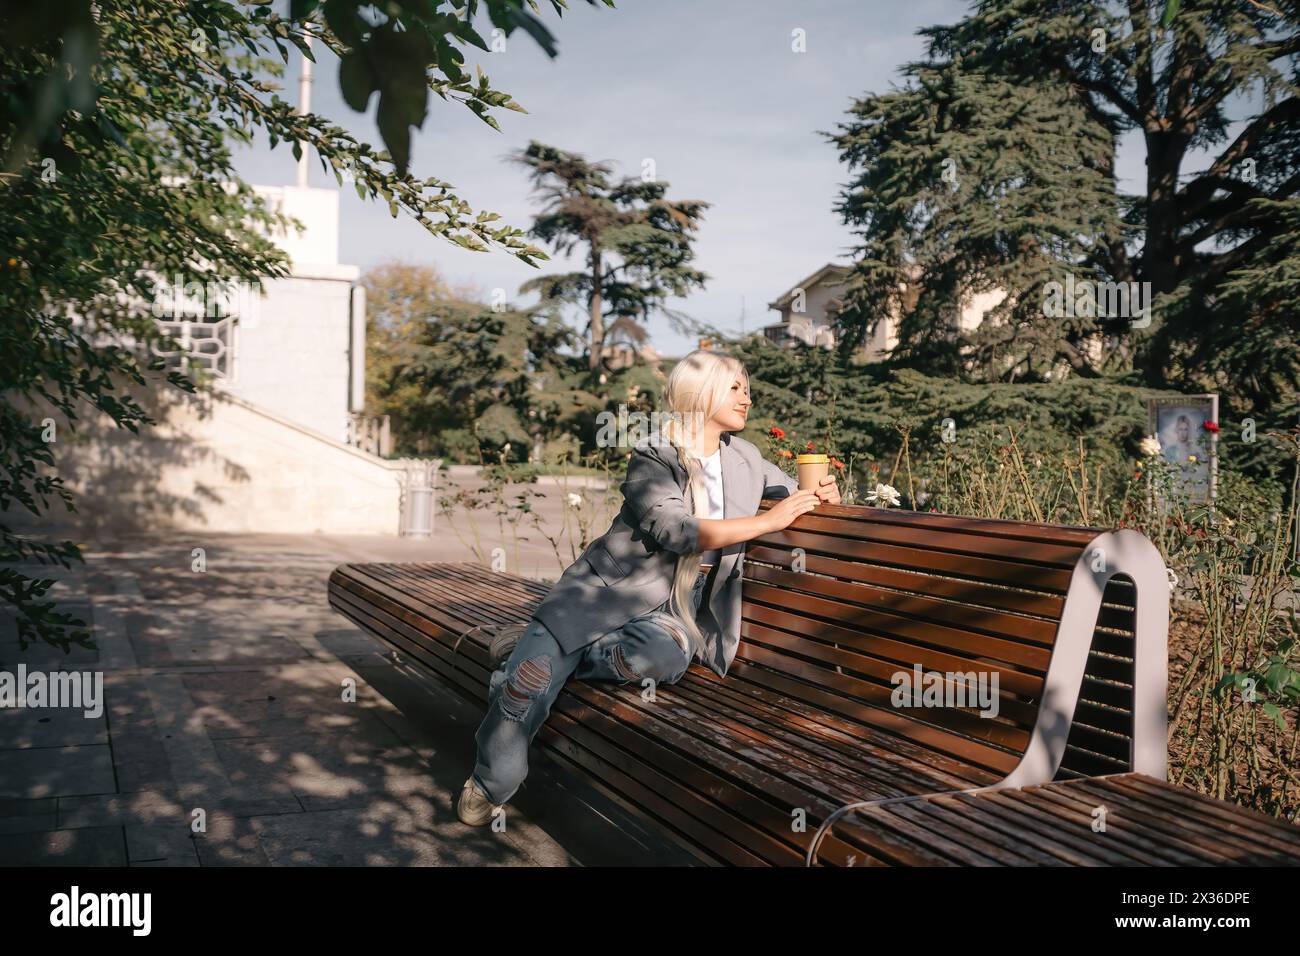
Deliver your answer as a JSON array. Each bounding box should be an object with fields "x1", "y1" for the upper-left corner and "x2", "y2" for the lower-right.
[
  {"x1": 765, "y1": 528, "x2": 1077, "y2": 592},
  {"x1": 817, "y1": 774, "x2": 1300, "y2": 866},
  {"x1": 835, "y1": 809, "x2": 975, "y2": 865},
  {"x1": 1070, "y1": 777, "x2": 1296, "y2": 861},
  {"x1": 744, "y1": 545, "x2": 1076, "y2": 617},
  {"x1": 745, "y1": 544, "x2": 1139, "y2": 622},
  {"x1": 1116, "y1": 774, "x2": 1300, "y2": 851},
  {"x1": 989, "y1": 788, "x2": 1184, "y2": 864},
  {"x1": 743, "y1": 584, "x2": 1054, "y2": 668},
  {"x1": 545, "y1": 691, "x2": 813, "y2": 865},
  {"x1": 947, "y1": 791, "x2": 1142, "y2": 865},
  {"x1": 680, "y1": 670, "x2": 1001, "y2": 790},
  {"x1": 663, "y1": 677, "x2": 968, "y2": 802},
  {"x1": 746, "y1": 563, "x2": 1063, "y2": 644},
  {"x1": 1017, "y1": 782, "x2": 1255, "y2": 865},
  {"x1": 742, "y1": 616, "x2": 1046, "y2": 704},
  {"x1": 887, "y1": 799, "x2": 1048, "y2": 865},
  {"x1": 785, "y1": 510, "x2": 1094, "y2": 567},
  {"x1": 729, "y1": 644, "x2": 1031, "y2": 761},
  {"x1": 1007, "y1": 776, "x2": 1297, "y2": 866},
  {"x1": 1058, "y1": 745, "x2": 1131, "y2": 777},
  {"x1": 999, "y1": 786, "x2": 1211, "y2": 865},
  {"x1": 791, "y1": 502, "x2": 1107, "y2": 546},
  {"x1": 739, "y1": 629, "x2": 1043, "y2": 746}
]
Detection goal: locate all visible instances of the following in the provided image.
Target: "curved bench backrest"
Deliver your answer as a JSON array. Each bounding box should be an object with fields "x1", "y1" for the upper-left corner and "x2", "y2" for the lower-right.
[{"x1": 742, "y1": 502, "x2": 1168, "y2": 784}]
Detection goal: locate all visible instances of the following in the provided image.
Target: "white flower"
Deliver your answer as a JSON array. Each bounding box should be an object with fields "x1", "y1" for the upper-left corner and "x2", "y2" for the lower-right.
[
  {"x1": 566, "y1": 492, "x2": 582, "y2": 508},
  {"x1": 1139, "y1": 435, "x2": 1162, "y2": 458},
  {"x1": 866, "y1": 482, "x2": 901, "y2": 508}
]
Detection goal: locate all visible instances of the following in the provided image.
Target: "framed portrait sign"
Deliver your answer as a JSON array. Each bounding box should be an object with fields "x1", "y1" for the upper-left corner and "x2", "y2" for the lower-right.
[{"x1": 1147, "y1": 394, "x2": 1218, "y2": 505}]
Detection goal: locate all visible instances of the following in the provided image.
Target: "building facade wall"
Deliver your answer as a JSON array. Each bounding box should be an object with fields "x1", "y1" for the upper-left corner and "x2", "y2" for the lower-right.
[{"x1": 224, "y1": 268, "x2": 358, "y2": 443}]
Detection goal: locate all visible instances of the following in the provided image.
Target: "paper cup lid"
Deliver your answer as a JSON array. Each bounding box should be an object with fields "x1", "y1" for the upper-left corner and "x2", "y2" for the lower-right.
[{"x1": 796, "y1": 454, "x2": 830, "y2": 464}]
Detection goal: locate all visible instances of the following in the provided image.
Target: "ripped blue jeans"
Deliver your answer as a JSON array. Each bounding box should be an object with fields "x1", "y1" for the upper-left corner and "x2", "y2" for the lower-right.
[{"x1": 471, "y1": 570, "x2": 707, "y2": 806}]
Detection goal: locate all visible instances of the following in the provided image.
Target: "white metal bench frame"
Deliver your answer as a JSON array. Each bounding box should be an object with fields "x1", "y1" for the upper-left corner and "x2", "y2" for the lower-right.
[{"x1": 999, "y1": 529, "x2": 1169, "y2": 789}]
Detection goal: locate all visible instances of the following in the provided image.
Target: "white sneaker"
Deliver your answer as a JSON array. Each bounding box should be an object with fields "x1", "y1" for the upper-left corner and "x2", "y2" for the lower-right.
[{"x1": 457, "y1": 776, "x2": 504, "y2": 826}]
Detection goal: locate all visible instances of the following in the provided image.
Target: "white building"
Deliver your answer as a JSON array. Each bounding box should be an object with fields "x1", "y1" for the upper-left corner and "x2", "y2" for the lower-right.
[
  {"x1": 22, "y1": 181, "x2": 431, "y2": 537},
  {"x1": 763, "y1": 264, "x2": 855, "y2": 352},
  {"x1": 762, "y1": 262, "x2": 1006, "y2": 364},
  {"x1": 150, "y1": 185, "x2": 367, "y2": 444}
]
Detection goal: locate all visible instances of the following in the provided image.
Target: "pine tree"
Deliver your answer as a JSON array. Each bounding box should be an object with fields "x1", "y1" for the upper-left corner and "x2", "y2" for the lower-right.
[
  {"x1": 828, "y1": 0, "x2": 1300, "y2": 417},
  {"x1": 512, "y1": 141, "x2": 710, "y2": 371}
]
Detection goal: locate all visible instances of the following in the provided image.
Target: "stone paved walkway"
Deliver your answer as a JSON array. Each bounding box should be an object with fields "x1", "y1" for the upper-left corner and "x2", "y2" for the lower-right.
[{"x1": 0, "y1": 527, "x2": 695, "y2": 866}]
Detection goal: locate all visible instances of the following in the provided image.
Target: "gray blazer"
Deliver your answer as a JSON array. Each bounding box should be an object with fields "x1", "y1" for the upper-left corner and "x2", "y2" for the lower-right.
[{"x1": 531, "y1": 430, "x2": 799, "y2": 678}]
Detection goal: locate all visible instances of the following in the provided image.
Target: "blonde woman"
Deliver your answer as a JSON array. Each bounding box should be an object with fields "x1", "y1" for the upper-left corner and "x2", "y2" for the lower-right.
[{"x1": 458, "y1": 348, "x2": 841, "y2": 825}]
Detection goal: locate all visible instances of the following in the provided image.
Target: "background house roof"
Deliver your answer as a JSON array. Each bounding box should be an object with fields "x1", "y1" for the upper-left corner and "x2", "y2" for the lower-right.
[{"x1": 766, "y1": 263, "x2": 852, "y2": 311}]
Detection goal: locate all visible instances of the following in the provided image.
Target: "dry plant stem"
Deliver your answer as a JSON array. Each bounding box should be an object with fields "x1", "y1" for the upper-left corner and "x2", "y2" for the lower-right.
[
  {"x1": 889, "y1": 432, "x2": 906, "y2": 492},
  {"x1": 902, "y1": 428, "x2": 917, "y2": 509},
  {"x1": 1006, "y1": 427, "x2": 1044, "y2": 523}
]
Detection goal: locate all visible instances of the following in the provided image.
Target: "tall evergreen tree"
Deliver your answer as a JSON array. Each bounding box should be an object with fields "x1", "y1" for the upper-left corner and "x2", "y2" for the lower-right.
[
  {"x1": 828, "y1": 0, "x2": 1299, "y2": 416},
  {"x1": 512, "y1": 140, "x2": 710, "y2": 371}
]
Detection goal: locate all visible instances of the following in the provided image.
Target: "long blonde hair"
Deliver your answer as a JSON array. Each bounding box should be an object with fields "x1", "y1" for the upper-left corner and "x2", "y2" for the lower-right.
[{"x1": 657, "y1": 348, "x2": 749, "y2": 657}]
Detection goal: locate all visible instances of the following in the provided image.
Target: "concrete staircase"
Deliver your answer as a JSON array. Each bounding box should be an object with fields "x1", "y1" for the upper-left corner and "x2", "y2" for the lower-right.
[{"x1": 16, "y1": 382, "x2": 437, "y2": 536}]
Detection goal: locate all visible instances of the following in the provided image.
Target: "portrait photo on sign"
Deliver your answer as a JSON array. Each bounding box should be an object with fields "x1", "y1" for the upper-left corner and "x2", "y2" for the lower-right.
[{"x1": 1148, "y1": 395, "x2": 1218, "y2": 503}]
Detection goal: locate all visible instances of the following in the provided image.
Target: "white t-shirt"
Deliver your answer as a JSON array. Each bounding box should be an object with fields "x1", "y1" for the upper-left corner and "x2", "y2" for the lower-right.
[{"x1": 698, "y1": 447, "x2": 724, "y2": 566}]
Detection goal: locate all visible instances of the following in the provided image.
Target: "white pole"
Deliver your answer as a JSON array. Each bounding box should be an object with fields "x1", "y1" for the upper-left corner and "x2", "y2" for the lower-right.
[{"x1": 296, "y1": 35, "x2": 313, "y2": 189}]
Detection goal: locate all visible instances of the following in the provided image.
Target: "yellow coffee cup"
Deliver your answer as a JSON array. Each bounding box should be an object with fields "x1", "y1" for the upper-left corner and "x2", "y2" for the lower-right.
[{"x1": 796, "y1": 454, "x2": 830, "y2": 491}]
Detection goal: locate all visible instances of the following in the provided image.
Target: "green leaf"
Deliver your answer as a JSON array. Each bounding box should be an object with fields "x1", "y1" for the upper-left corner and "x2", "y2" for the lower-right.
[
  {"x1": 1212, "y1": 672, "x2": 1240, "y2": 697},
  {"x1": 1261, "y1": 701, "x2": 1285, "y2": 730},
  {"x1": 1264, "y1": 662, "x2": 1297, "y2": 693},
  {"x1": 502, "y1": 7, "x2": 559, "y2": 59},
  {"x1": 322, "y1": 0, "x2": 363, "y2": 47},
  {"x1": 339, "y1": 52, "x2": 376, "y2": 112},
  {"x1": 376, "y1": 92, "x2": 413, "y2": 175}
]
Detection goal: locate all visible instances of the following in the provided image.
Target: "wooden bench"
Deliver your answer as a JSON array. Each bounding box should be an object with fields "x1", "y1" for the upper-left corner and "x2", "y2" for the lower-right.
[
  {"x1": 809, "y1": 772, "x2": 1300, "y2": 866},
  {"x1": 328, "y1": 501, "x2": 1177, "y2": 865}
]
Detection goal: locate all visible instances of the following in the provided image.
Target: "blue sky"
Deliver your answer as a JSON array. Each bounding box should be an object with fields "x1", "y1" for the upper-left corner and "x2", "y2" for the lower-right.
[{"x1": 232, "y1": 0, "x2": 1157, "y2": 358}]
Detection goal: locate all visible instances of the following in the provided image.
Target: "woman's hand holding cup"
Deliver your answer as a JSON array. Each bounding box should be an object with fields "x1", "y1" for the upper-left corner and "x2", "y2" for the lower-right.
[{"x1": 814, "y1": 475, "x2": 841, "y2": 505}]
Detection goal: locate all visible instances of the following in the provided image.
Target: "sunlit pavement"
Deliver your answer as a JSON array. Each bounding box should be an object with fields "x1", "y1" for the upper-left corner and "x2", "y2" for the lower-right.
[{"x1": 0, "y1": 517, "x2": 693, "y2": 866}]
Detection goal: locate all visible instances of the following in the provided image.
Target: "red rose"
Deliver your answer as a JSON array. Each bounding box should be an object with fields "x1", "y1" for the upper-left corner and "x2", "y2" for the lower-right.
[
  {"x1": 831, "y1": 458, "x2": 845, "y2": 470},
  {"x1": 806, "y1": 441, "x2": 815, "y2": 451},
  {"x1": 1203, "y1": 421, "x2": 1219, "y2": 433},
  {"x1": 770, "y1": 426, "x2": 786, "y2": 439}
]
